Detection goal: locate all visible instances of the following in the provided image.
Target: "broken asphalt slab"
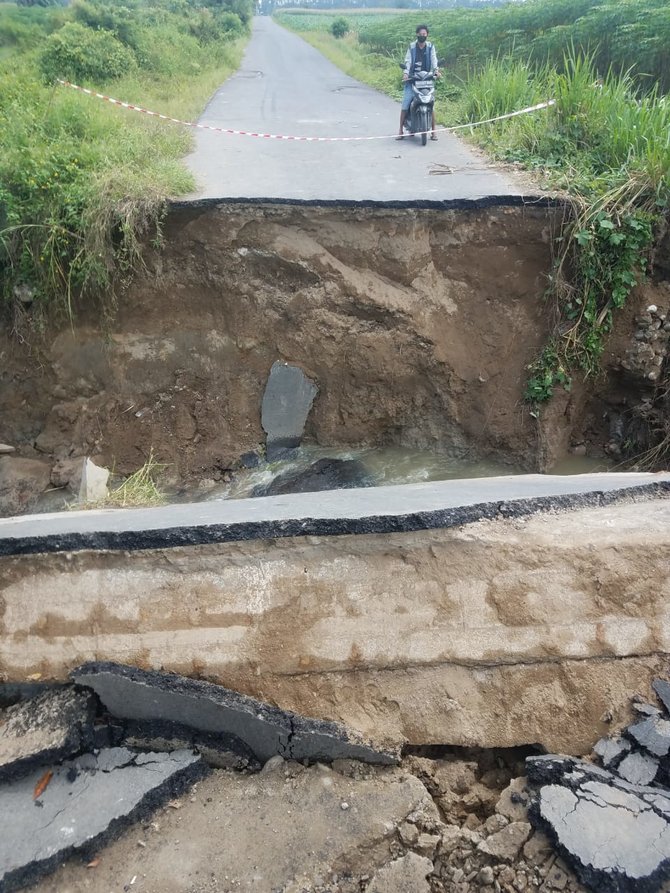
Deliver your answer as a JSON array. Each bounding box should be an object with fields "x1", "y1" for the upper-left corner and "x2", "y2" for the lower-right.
[
  {"x1": 0, "y1": 688, "x2": 95, "y2": 784},
  {"x1": 526, "y1": 755, "x2": 670, "y2": 892},
  {"x1": 0, "y1": 746, "x2": 206, "y2": 893},
  {"x1": 26, "y1": 762, "x2": 442, "y2": 893},
  {"x1": 0, "y1": 472, "x2": 668, "y2": 556},
  {"x1": 71, "y1": 662, "x2": 399, "y2": 767}
]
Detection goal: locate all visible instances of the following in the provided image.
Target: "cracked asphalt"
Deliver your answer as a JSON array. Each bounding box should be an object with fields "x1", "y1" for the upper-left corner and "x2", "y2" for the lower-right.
[{"x1": 185, "y1": 17, "x2": 529, "y2": 201}]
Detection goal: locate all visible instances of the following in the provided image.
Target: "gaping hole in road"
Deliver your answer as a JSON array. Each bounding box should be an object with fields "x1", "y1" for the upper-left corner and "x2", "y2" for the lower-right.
[{"x1": 3, "y1": 199, "x2": 627, "y2": 514}]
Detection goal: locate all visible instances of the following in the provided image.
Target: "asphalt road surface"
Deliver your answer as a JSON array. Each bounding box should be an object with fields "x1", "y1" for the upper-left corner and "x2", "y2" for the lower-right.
[{"x1": 185, "y1": 17, "x2": 529, "y2": 202}]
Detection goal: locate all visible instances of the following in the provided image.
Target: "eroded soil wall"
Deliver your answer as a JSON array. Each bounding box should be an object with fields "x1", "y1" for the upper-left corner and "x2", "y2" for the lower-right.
[
  {"x1": 2, "y1": 499, "x2": 668, "y2": 753},
  {"x1": 1, "y1": 201, "x2": 560, "y2": 482}
]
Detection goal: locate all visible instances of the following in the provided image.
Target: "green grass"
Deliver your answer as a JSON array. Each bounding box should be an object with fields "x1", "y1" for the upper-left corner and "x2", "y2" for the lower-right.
[{"x1": 0, "y1": 0, "x2": 251, "y2": 326}]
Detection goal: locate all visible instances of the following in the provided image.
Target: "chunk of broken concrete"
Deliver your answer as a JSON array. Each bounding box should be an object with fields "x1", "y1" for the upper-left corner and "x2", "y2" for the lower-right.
[
  {"x1": 495, "y1": 776, "x2": 531, "y2": 822},
  {"x1": 0, "y1": 456, "x2": 51, "y2": 516},
  {"x1": 71, "y1": 662, "x2": 399, "y2": 767},
  {"x1": 627, "y1": 714, "x2": 670, "y2": 757},
  {"x1": 0, "y1": 746, "x2": 206, "y2": 892},
  {"x1": 366, "y1": 853, "x2": 434, "y2": 893},
  {"x1": 526, "y1": 755, "x2": 670, "y2": 892},
  {"x1": 477, "y1": 821, "x2": 531, "y2": 861},
  {"x1": 632, "y1": 702, "x2": 662, "y2": 717},
  {"x1": 593, "y1": 735, "x2": 631, "y2": 767},
  {"x1": 653, "y1": 678, "x2": 670, "y2": 716},
  {"x1": 261, "y1": 361, "x2": 317, "y2": 460},
  {"x1": 0, "y1": 687, "x2": 95, "y2": 783},
  {"x1": 78, "y1": 457, "x2": 109, "y2": 503},
  {"x1": 616, "y1": 751, "x2": 659, "y2": 786}
]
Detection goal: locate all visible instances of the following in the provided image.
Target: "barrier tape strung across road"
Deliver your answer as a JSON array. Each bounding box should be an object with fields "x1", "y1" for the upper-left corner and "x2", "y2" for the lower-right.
[{"x1": 58, "y1": 80, "x2": 555, "y2": 142}]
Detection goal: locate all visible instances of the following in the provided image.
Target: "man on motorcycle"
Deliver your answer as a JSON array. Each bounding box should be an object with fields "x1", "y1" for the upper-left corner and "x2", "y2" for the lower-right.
[{"x1": 397, "y1": 24, "x2": 441, "y2": 140}]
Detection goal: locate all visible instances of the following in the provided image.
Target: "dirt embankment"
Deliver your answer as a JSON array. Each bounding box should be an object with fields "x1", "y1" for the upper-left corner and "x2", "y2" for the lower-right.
[{"x1": 1, "y1": 201, "x2": 668, "y2": 498}]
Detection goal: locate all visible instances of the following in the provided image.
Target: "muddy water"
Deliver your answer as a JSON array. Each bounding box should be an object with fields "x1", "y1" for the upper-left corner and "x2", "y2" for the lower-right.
[{"x1": 209, "y1": 445, "x2": 611, "y2": 501}]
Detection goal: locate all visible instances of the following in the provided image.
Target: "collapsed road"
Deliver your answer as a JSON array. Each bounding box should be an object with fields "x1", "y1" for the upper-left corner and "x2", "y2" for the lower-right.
[
  {"x1": 4, "y1": 666, "x2": 670, "y2": 892},
  {"x1": 1, "y1": 19, "x2": 670, "y2": 892}
]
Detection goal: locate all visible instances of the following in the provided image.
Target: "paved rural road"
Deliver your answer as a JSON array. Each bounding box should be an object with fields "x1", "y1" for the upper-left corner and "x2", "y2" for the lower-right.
[
  {"x1": 1, "y1": 474, "x2": 668, "y2": 555},
  {"x1": 185, "y1": 17, "x2": 529, "y2": 202}
]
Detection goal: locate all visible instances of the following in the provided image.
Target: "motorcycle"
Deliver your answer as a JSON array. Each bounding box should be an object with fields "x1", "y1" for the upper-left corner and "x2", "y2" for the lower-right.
[{"x1": 400, "y1": 65, "x2": 437, "y2": 146}]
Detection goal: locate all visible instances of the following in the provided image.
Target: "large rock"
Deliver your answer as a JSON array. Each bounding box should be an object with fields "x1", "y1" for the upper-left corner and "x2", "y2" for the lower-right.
[
  {"x1": 0, "y1": 747, "x2": 206, "y2": 893},
  {"x1": 261, "y1": 361, "x2": 317, "y2": 460},
  {"x1": 367, "y1": 852, "x2": 434, "y2": 892},
  {"x1": 0, "y1": 456, "x2": 50, "y2": 516},
  {"x1": 527, "y1": 755, "x2": 670, "y2": 892},
  {"x1": 251, "y1": 457, "x2": 373, "y2": 497},
  {"x1": 0, "y1": 687, "x2": 96, "y2": 783},
  {"x1": 71, "y1": 662, "x2": 399, "y2": 767}
]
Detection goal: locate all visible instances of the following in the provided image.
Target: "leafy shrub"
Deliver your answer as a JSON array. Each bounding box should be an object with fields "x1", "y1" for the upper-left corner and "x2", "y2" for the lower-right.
[
  {"x1": 188, "y1": 8, "x2": 244, "y2": 44},
  {"x1": 331, "y1": 17, "x2": 349, "y2": 39},
  {"x1": 39, "y1": 21, "x2": 137, "y2": 83},
  {"x1": 71, "y1": 1, "x2": 144, "y2": 52}
]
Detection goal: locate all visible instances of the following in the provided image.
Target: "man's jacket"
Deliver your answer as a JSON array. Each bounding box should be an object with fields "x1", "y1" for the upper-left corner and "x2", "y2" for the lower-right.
[{"x1": 403, "y1": 40, "x2": 438, "y2": 76}]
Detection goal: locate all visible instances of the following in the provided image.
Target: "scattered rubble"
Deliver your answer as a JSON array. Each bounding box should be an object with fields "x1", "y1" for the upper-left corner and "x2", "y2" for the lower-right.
[
  {"x1": 4, "y1": 668, "x2": 670, "y2": 892},
  {"x1": 71, "y1": 662, "x2": 400, "y2": 767},
  {"x1": 621, "y1": 303, "x2": 669, "y2": 384},
  {"x1": 0, "y1": 687, "x2": 96, "y2": 783}
]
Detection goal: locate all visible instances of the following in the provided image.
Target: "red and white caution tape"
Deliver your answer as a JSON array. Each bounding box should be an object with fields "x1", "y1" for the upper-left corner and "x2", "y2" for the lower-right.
[{"x1": 57, "y1": 80, "x2": 555, "y2": 142}]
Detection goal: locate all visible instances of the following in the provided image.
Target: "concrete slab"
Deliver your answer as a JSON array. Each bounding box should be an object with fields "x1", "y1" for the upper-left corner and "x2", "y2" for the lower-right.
[
  {"x1": 71, "y1": 662, "x2": 399, "y2": 766},
  {"x1": 0, "y1": 688, "x2": 95, "y2": 784},
  {"x1": 0, "y1": 747, "x2": 207, "y2": 893},
  {"x1": 261, "y1": 361, "x2": 317, "y2": 459},
  {"x1": 0, "y1": 471, "x2": 667, "y2": 556}
]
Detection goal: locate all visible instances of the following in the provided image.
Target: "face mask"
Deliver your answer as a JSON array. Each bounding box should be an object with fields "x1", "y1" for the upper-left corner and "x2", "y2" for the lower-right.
[{"x1": 417, "y1": 36, "x2": 427, "y2": 43}]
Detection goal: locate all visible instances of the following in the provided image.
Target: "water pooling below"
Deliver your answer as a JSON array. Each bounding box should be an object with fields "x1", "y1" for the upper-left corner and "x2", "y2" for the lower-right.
[{"x1": 201, "y1": 444, "x2": 611, "y2": 502}]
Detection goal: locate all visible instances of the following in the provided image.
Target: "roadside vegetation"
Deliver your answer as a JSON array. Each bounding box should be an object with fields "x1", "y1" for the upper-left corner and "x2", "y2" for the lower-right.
[
  {"x1": 0, "y1": 0, "x2": 251, "y2": 328},
  {"x1": 276, "y1": 0, "x2": 670, "y2": 410}
]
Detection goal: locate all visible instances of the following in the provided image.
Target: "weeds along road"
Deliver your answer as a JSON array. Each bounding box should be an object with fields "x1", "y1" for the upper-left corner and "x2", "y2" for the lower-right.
[{"x1": 185, "y1": 17, "x2": 526, "y2": 202}]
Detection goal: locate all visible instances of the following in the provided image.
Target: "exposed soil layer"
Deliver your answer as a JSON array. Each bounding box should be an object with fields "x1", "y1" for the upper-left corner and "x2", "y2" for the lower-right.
[
  {"x1": 2, "y1": 201, "x2": 669, "y2": 511},
  {"x1": 2, "y1": 202, "x2": 558, "y2": 492},
  {"x1": 2, "y1": 498, "x2": 669, "y2": 753}
]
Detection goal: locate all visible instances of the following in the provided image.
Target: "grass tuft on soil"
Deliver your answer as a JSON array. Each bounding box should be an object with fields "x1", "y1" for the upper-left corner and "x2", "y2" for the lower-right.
[{"x1": 0, "y1": 0, "x2": 252, "y2": 327}]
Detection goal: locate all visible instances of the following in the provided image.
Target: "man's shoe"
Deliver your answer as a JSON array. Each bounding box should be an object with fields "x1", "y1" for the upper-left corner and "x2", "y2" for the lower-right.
[
  {"x1": 430, "y1": 134, "x2": 438, "y2": 141},
  {"x1": 395, "y1": 135, "x2": 404, "y2": 140}
]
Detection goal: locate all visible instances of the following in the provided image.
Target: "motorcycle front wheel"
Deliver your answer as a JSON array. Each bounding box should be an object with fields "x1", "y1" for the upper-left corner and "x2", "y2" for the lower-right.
[{"x1": 417, "y1": 106, "x2": 431, "y2": 146}]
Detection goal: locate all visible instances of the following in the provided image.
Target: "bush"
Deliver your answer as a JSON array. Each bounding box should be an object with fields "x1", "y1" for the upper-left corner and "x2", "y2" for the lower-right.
[
  {"x1": 331, "y1": 17, "x2": 349, "y2": 39},
  {"x1": 188, "y1": 8, "x2": 244, "y2": 44},
  {"x1": 38, "y1": 21, "x2": 137, "y2": 83}
]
